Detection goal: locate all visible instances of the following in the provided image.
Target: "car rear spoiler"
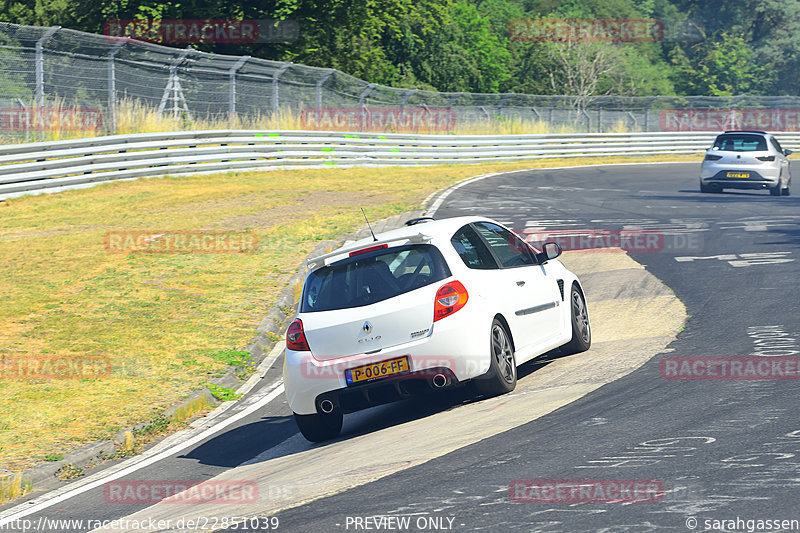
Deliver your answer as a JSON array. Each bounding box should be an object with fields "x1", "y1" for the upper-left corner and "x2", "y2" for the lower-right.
[{"x1": 306, "y1": 233, "x2": 431, "y2": 271}]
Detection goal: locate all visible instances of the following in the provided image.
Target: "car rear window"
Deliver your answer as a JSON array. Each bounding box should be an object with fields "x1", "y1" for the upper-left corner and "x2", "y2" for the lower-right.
[
  {"x1": 301, "y1": 244, "x2": 451, "y2": 312},
  {"x1": 713, "y1": 134, "x2": 767, "y2": 152}
]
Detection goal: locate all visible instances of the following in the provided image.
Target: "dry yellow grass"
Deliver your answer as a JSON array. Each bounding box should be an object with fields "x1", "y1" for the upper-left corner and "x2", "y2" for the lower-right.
[
  {"x1": 0, "y1": 473, "x2": 29, "y2": 504},
  {"x1": 0, "y1": 98, "x2": 632, "y2": 144},
  {"x1": 0, "y1": 153, "x2": 699, "y2": 476}
]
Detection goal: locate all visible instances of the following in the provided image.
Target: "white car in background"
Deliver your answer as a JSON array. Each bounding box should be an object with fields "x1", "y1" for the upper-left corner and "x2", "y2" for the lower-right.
[
  {"x1": 283, "y1": 216, "x2": 591, "y2": 442},
  {"x1": 700, "y1": 130, "x2": 792, "y2": 196}
]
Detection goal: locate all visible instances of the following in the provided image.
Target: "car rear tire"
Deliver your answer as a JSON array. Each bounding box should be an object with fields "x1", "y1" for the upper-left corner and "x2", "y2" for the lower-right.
[
  {"x1": 475, "y1": 319, "x2": 517, "y2": 397},
  {"x1": 782, "y1": 184, "x2": 791, "y2": 196},
  {"x1": 770, "y1": 184, "x2": 782, "y2": 196},
  {"x1": 294, "y1": 410, "x2": 343, "y2": 443},
  {"x1": 700, "y1": 182, "x2": 713, "y2": 193},
  {"x1": 561, "y1": 285, "x2": 591, "y2": 355}
]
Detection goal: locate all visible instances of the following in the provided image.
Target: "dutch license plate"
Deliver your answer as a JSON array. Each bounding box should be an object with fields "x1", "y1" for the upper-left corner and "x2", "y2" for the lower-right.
[
  {"x1": 727, "y1": 171, "x2": 750, "y2": 178},
  {"x1": 345, "y1": 356, "x2": 410, "y2": 385}
]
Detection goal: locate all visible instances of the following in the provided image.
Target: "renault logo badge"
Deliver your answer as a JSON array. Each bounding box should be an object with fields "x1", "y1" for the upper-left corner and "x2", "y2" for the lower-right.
[{"x1": 362, "y1": 321, "x2": 373, "y2": 334}]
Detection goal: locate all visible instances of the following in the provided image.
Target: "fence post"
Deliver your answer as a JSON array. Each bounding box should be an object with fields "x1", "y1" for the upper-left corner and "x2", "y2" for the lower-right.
[
  {"x1": 35, "y1": 26, "x2": 61, "y2": 107},
  {"x1": 598, "y1": 106, "x2": 603, "y2": 132},
  {"x1": 107, "y1": 39, "x2": 126, "y2": 134},
  {"x1": 496, "y1": 93, "x2": 510, "y2": 121},
  {"x1": 358, "y1": 83, "x2": 377, "y2": 107},
  {"x1": 400, "y1": 88, "x2": 417, "y2": 108},
  {"x1": 272, "y1": 63, "x2": 292, "y2": 116},
  {"x1": 315, "y1": 69, "x2": 335, "y2": 110},
  {"x1": 157, "y1": 49, "x2": 192, "y2": 121},
  {"x1": 228, "y1": 55, "x2": 250, "y2": 125}
]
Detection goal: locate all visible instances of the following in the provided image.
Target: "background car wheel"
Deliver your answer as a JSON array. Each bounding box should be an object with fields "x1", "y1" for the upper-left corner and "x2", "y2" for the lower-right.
[
  {"x1": 475, "y1": 319, "x2": 517, "y2": 397},
  {"x1": 561, "y1": 285, "x2": 591, "y2": 354},
  {"x1": 293, "y1": 410, "x2": 343, "y2": 443}
]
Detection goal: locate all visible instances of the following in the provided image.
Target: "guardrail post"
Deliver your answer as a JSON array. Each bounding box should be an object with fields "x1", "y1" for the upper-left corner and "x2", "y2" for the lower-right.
[
  {"x1": 315, "y1": 69, "x2": 335, "y2": 109},
  {"x1": 35, "y1": 26, "x2": 61, "y2": 107},
  {"x1": 272, "y1": 63, "x2": 292, "y2": 116},
  {"x1": 228, "y1": 56, "x2": 250, "y2": 126},
  {"x1": 107, "y1": 40, "x2": 126, "y2": 134}
]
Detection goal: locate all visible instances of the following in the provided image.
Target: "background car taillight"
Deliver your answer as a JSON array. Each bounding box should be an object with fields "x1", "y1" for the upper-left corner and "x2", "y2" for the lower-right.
[
  {"x1": 286, "y1": 318, "x2": 310, "y2": 351},
  {"x1": 704, "y1": 154, "x2": 723, "y2": 161},
  {"x1": 434, "y1": 281, "x2": 469, "y2": 322},
  {"x1": 756, "y1": 155, "x2": 776, "y2": 161}
]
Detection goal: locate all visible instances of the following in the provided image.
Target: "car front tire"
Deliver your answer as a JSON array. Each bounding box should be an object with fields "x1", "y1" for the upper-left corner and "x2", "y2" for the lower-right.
[
  {"x1": 475, "y1": 319, "x2": 517, "y2": 397},
  {"x1": 561, "y1": 285, "x2": 591, "y2": 355},
  {"x1": 294, "y1": 410, "x2": 343, "y2": 443}
]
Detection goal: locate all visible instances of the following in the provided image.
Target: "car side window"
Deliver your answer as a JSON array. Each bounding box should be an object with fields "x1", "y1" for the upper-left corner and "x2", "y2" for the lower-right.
[
  {"x1": 472, "y1": 222, "x2": 537, "y2": 268},
  {"x1": 771, "y1": 137, "x2": 784, "y2": 154},
  {"x1": 451, "y1": 225, "x2": 498, "y2": 270}
]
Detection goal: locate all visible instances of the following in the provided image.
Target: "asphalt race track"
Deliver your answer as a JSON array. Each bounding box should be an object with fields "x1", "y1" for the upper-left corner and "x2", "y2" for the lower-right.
[{"x1": 2, "y1": 162, "x2": 799, "y2": 532}]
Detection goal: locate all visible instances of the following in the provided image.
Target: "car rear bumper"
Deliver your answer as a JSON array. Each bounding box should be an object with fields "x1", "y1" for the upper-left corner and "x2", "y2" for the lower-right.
[
  {"x1": 701, "y1": 169, "x2": 779, "y2": 189},
  {"x1": 283, "y1": 311, "x2": 490, "y2": 415}
]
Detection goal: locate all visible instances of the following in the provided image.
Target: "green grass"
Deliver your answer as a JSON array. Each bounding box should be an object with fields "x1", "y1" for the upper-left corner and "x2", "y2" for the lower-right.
[{"x1": 207, "y1": 383, "x2": 243, "y2": 402}]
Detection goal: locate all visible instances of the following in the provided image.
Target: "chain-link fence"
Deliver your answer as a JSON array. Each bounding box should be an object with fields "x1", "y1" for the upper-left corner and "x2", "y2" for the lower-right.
[{"x1": 3, "y1": 22, "x2": 800, "y2": 140}]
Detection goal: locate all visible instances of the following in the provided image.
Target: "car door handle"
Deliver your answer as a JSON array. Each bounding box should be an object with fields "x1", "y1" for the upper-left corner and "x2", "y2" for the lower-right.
[{"x1": 516, "y1": 280, "x2": 525, "y2": 286}]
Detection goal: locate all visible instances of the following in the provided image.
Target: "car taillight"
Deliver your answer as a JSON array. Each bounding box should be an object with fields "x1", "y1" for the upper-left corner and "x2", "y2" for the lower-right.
[
  {"x1": 349, "y1": 244, "x2": 388, "y2": 257},
  {"x1": 704, "y1": 154, "x2": 722, "y2": 161},
  {"x1": 434, "y1": 281, "x2": 469, "y2": 322},
  {"x1": 756, "y1": 155, "x2": 776, "y2": 161},
  {"x1": 286, "y1": 318, "x2": 310, "y2": 351}
]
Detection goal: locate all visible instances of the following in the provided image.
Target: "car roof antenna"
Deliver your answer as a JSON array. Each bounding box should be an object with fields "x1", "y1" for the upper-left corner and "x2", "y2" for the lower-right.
[{"x1": 361, "y1": 208, "x2": 378, "y2": 242}]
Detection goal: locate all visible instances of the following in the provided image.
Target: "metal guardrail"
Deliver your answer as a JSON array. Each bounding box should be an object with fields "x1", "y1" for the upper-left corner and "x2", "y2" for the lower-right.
[{"x1": 2, "y1": 130, "x2": 798, "y2": 200}]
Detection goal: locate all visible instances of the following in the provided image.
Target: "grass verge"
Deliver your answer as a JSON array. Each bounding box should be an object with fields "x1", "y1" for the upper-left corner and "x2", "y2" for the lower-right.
[{"x1": 0, "y1": 153, "x2": 699, "y2": 474}]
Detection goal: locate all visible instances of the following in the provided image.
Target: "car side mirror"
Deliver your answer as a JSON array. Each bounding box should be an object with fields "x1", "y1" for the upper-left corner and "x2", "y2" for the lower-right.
[
  {"x1": 785, "y1": 149, "x2": 793, "y2": 156},
  {"x1": 538, "y1": 242, "x2": 562, "y2": 264}
]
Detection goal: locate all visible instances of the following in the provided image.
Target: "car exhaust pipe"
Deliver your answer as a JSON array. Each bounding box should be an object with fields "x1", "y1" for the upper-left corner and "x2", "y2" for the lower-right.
[
  {"x1": 319, "y1": 399, "x2": 335, "y2": 414},
  {"x1": 432, "y1": 373, "x2": 448, "y2": 388}
]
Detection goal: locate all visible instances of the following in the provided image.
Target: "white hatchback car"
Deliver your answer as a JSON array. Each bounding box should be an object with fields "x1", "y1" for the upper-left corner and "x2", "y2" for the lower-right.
[
  {"x1": 283, "y1": 216, "x2": 591, "y2": 442},
  {"x1": 700, "y1": 130, "x2": 792, "y2": 196}
]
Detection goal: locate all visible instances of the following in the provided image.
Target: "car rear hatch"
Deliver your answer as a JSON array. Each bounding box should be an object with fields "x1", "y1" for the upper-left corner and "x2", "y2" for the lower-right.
[
  {"x1": 707, "y1": 133, "x2": 774, "y2": 169},
  {"x1": 299, "y1": 243, "x2": 451, "y2": 360}
]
